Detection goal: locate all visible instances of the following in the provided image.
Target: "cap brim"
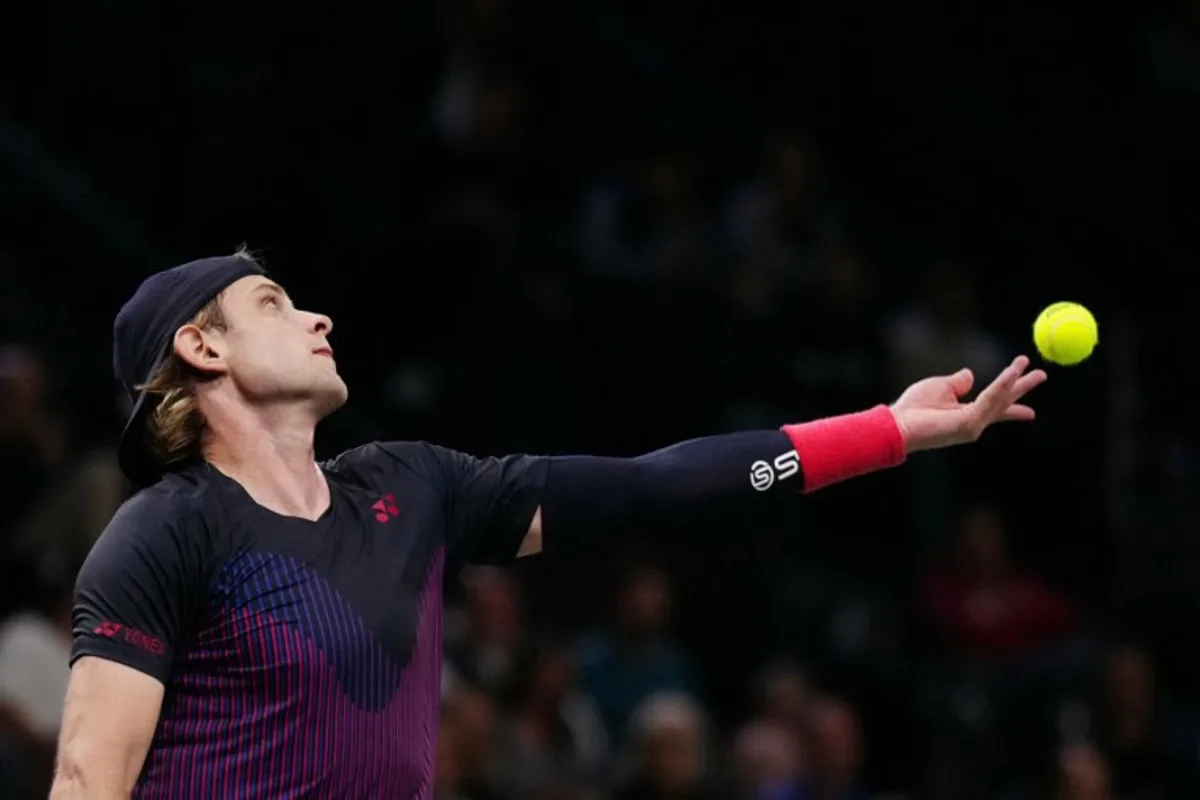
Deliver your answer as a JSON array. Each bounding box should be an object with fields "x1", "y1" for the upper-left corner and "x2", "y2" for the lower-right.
[{"x1": 117, "y1": 389, "x2": 164, "y2": 487}]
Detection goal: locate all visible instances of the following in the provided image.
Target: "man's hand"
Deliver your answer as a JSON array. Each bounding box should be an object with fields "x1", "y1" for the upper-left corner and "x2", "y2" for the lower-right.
[{"x1": 891, "y1": 355, "x2": 1048, "y2": 453}]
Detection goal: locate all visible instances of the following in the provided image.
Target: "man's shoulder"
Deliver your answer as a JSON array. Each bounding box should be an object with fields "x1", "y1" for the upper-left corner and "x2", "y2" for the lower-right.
[
  {"x1": 325, "y1": 440, "x2": 448, "y2": 487},
  {"x1": 101, "y1": 467, "x2": 219, "y2": 544}
]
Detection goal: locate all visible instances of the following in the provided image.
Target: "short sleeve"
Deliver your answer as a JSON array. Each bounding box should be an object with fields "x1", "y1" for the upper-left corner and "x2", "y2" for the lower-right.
[
  {"x1": 70, "y1": 490, "x2": 207, "y2": 684},
  {"x1": 437, "y1": 448, "x2": 548, "y2": 565},
  {"x1": 372, "y1": 443, "x2": 547, "y2": 566}
]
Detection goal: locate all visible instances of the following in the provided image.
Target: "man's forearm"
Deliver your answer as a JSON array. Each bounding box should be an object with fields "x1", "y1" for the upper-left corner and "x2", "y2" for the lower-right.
[
  {"x1": 50, "y1": 770, "x2": 128, "y2": 800},
  {"x1": 537, "y1": 405, "x2": 905, "y2": 550},
  {"x1": 50, "y1": 747, "x2": 137, "y2": 800}
]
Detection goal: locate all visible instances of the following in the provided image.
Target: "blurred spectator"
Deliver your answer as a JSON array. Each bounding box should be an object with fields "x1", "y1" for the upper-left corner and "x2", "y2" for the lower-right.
[
  {"x1": 730, "y1": 719, "x2": 806, "y2": 800},
  {"x1": 0, "y1": 582, "x2": 70, "y2": 796},
  {"x1": 432, "y1": 0, "x2": 526, "y2": 145},
  {"x1": 0, "y1": 345, "x2": 68, "y2": 536},
  {"x1": 579, "y1": 149, "x2": 715, "y2": 286},
  {"x1": 750, "y1": 661, "x2": 814, "y2": 738},
  {"x1": 492, "y1": 637, "x2": 609, "y2": 796},
  {"x1": 917, "y1": 505, "x2": 1085, "y2": 798},
  {"x1": 717, "y1": 132, "x2": 846, "y2": 421},
  {"x1": 436, "y1": 715, "x2": 469, "y2": 800},
  {"x1": 577, "y1": 564, "x2": 702, "y2": 742},
  {"x1": 0, "y1": 587, "x2": 70, "y2": 742},
  {"x1": 6, "y1": 440, "x2": 126, "y2": 593},
  {"x1": 614, "y1": 692, "x2": 725, "y2": 800},
  {"x1": 723, "y1": 129, "x2": 842, "y2": 283},
  {"x1": 1091, "y1": 644, "x2": 1194, "y2": 798},
  {"x1": 921, "y1": 504, "x2": 1075, "y2": 660},
  {"x1": 716, "y1": 250, "x2": 804, "y2": 429},
  {"x1": 788, "y1": 241, "x2": 885, "y2": 418},
  {"x1": 884, "y1": 265, "x2": 1004, "y2": 394},
  {"x1": 439, "y1": 686, "x2": 503, "y2": 800},
  {"x1": 426, "y1": 70, "x2": 537, "y2": 276},
  {"x1": 796, "y1": 696, "x2": 870, "y2": 800},
  {"x1": 1056, "y1": 743, "x2": 1111, "y2": 800},
  {"x1": 447, "y1": 567, "x2": 531, "y2": 699},
  {"x1": 0, "y1": 345, "x2": 125, "y2": 602}
]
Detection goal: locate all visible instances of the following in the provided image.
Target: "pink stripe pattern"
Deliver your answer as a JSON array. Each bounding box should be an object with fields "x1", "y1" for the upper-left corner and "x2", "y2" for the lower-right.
[{"x1": 134, "y1": 548, "x2": 445, "y2": 799}]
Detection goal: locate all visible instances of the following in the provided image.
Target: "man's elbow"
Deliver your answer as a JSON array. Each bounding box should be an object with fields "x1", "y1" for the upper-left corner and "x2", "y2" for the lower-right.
[
  {"x1": 48, "y1": 756, "x2": 85, "y2": 799},
  {"x1": 49, "y1": 747, "x2": 129, "y2": 799}
]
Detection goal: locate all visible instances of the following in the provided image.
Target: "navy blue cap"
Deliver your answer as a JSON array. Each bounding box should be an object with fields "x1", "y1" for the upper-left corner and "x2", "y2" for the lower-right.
[{"x1": 114, "y1": 254, "x2": 267, "y2": 486}]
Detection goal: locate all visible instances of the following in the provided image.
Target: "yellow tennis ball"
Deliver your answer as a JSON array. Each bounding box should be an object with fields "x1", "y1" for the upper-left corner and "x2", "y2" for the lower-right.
[{"x1": 1033, "y1": 302, "x2": 1098, "y2": 365}]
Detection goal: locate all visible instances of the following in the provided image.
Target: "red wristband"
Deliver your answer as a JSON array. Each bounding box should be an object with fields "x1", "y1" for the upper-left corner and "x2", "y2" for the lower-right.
[{"x1": 781, "y1": 405, "x2": 906, "y2": 493}]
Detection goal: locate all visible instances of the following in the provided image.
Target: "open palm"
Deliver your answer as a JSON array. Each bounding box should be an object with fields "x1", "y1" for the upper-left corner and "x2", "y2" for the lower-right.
[{"x1": 891, "y1": 355, "x2": 1048, "y2": 453}]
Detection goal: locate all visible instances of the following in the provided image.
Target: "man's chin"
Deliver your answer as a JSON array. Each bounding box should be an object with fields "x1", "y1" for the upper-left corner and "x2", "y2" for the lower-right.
[{"x1": 314, "y1": 382, "x2": 350, "y2": 420}]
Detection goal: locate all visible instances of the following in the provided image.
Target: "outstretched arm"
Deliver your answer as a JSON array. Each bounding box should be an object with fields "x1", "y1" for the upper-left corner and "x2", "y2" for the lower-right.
[{"x1": 517, "y1": 356, "x2": 1046, "y2": 557}]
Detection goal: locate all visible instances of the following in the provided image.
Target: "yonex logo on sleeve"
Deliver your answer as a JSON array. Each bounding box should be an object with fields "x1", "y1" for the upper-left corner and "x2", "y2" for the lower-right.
[
  {"x1": 93, "y1": 620, "x2": 167, "y2": 657},
  {"x1": 94, "y1": 621, "x2": 123, "y2": 638},
  {"x1": 750, "y1": 450, "x2": 801, "y2": 491}
]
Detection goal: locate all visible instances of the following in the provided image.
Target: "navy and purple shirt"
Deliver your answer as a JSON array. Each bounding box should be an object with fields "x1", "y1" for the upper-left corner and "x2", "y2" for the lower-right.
[{"x1": 71, "y1": 441, "x2": 547, "y2": 799}]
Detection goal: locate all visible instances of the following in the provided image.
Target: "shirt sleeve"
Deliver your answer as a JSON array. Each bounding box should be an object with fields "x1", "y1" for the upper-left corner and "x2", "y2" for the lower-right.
[
  {"x1": 430, "y1": 446, "x2": 548, "y2": 567},
  {"x1": 70, "y1": 490, "x2": 207, "y2": 684},
  {"x1": 369, "y1": 441, "x2": 548, "y2": 568}
]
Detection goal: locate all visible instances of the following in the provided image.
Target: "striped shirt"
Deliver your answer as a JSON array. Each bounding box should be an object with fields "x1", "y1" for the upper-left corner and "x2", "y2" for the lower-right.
[{"x1": 72, "y1": 442, "x2": 547, "y2": 799}]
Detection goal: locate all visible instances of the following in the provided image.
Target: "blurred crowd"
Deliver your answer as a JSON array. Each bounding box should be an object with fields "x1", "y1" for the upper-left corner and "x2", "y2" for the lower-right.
[{"x1": 2, "y1": 0, "x2": 1199, "y2": 798}]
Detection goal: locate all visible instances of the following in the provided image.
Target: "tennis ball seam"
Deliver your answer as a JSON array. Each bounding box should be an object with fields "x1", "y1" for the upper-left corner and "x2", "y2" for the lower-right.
[
  {"x1": 1047, "y1": 317, "x2": 1069, "y2": 362},
  {"x1": 1045, "y1": 312, "x2": 1097, "y2": 364}
]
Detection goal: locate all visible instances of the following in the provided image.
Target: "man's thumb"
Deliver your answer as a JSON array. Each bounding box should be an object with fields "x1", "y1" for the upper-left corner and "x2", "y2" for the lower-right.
[{"x1": 948, "y1": 368, "x2": 974, "y2": 398}]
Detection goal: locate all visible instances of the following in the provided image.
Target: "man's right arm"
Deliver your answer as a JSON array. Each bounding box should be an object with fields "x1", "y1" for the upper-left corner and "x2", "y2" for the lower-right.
[
  {"x1": 51, "y1": 658, "x2": 163, "y2": 798},
  {"x1": 53, "y1": 488, "x2": 204, "y2": 798}
]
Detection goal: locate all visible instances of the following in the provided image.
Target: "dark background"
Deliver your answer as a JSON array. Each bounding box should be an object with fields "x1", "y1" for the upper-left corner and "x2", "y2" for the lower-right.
[{"x1": 1, "y1": 1, "x2": 1198, "y2": 797}]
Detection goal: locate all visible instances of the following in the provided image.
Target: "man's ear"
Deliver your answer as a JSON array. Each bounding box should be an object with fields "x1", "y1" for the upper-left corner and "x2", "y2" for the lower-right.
[{"x1": 173, "y1": 325, "x2": 227, "y2": 375}]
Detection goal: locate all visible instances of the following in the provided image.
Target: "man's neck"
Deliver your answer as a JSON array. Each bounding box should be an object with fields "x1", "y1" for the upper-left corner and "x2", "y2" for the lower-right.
[{"x1": 203, "y1": 404, "x2": 329, "y2": 521}]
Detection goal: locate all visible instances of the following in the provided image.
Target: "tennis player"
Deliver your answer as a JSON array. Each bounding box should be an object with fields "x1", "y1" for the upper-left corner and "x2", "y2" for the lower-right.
[{"x1": 50, "y1": 251, "x2": 1045, "y2": 798}]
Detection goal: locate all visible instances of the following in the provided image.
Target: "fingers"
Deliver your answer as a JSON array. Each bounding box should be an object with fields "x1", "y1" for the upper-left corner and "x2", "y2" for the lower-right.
[
  {"x1": 1011, "y1": 368, "x2": 1048, "y2": 401},
  {"x1": 947, "y1": 368, "x2": 974, "y2": 398},
  {"x1": 999, "y1": 404, "x2": 1036, "y2": 422},
  {"x1": 971, "y1": 356, "x2": 1047, "y2": 432},
  {"x1": 974, "y1": 356, "x2": 1033, "y2": 412}
]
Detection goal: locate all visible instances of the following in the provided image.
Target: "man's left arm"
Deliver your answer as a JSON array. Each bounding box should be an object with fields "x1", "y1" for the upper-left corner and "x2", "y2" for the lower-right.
[
  {"x1": 518, "y1": 404, "x2": 903, "y2": 558},
  {"x1": 431, "y1": 406, "x2": 900, "y2": 567},
  {"x1": 519, "y1": 355, "x2": 1046, "y2": 557},
  {"x1": 434, "y1": 356, "x2": 1044, "y2": 563}
]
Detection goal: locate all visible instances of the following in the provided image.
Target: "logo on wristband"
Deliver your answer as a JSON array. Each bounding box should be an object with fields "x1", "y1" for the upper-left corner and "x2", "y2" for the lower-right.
[{"x1": 750, "y1": 450, "x2": 800, "y2": 491}]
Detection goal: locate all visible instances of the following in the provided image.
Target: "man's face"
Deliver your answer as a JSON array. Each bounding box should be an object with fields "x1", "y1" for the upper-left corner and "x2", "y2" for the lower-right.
[{"x1": 191, "y1": 275, "x2": 348, "y2": 417}]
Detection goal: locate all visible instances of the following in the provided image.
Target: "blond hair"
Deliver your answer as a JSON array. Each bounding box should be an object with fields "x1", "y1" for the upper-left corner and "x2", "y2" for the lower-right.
[{"x1": 134, "y1": 296, "x2": 228, "y2": 467}]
